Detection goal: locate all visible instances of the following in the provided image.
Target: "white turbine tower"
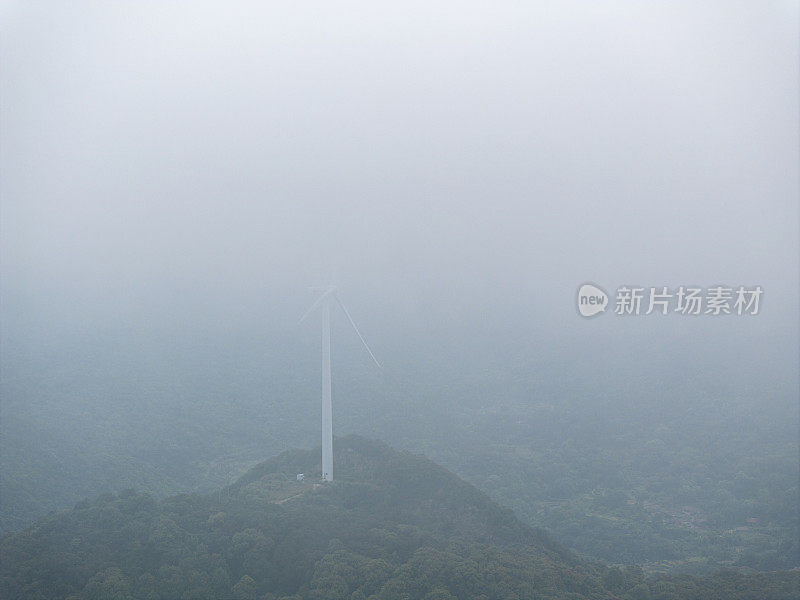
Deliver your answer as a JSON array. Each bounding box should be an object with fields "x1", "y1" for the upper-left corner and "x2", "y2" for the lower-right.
[{"x1": 300, "y1": 286, "x2": 381, "y2": 482}]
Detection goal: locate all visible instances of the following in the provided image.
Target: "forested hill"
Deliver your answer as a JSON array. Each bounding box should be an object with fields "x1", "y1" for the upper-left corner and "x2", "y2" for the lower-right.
[
  {"x1": 1, "y1": 436, "x2": 798, "y2": 600},
  {"x1": 225, "y1": 435, "x2": 568, "y2": 555}
]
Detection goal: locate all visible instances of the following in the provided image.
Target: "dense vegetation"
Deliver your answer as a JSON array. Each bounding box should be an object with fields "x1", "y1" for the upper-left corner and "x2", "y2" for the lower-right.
[
  {"x1": 415, "y1": 383, "x2": 799, "y2": 573},
  {"x1": 2, "y1": 436, "x2": 798, "y2": 600},
  {"x1": 2, "y1": 329, "x2": 797, "y2": 574}
]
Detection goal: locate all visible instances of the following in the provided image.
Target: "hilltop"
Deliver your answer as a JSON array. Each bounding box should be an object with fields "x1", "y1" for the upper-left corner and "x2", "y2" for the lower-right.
[{"x1": 1, "y1": 436, "x2": 797, "y2": 600}]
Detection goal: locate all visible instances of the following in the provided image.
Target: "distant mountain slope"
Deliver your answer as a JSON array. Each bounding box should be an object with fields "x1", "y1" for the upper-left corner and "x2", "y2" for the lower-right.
[{"x1": 1, "y1": 436, "x2": 797, "y2": 600}]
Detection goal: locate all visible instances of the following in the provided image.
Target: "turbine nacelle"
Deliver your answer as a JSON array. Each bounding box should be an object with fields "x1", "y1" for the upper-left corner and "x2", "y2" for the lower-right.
[
  {"x1": 299, "y1": 286, "x2": 337, "y2": 324},
  {"x1": 300, "y1": 287, "x2": 381, "y2": 369}
]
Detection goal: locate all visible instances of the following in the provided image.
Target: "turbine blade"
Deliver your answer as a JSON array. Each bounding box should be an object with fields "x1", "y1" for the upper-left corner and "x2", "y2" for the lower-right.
[
  {"x1": 334, "y1": 295, "x2": 382, "y2": 369},
  {"x1": 299, "y1": 287, "x2": 336, "y2": 323}
]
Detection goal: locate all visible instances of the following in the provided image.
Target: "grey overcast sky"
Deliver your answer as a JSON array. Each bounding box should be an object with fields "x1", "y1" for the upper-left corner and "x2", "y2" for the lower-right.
[{"x1": 1, "y1": 2, "x2": 797, "y2": 383}]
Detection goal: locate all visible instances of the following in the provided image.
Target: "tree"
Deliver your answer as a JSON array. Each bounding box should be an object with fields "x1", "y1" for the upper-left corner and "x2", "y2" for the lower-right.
[
  {"x1": 83, "y1": 567, "x2": 133, "y2": 600},
  {"x1": 232, "y1": 574, "x2": 257, "y2": 600}
]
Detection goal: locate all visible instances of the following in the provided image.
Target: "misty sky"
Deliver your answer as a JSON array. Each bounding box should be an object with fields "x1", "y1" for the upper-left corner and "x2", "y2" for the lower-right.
[{"x1": 2, "y1": 2, "x2": 798, "y2": 418}]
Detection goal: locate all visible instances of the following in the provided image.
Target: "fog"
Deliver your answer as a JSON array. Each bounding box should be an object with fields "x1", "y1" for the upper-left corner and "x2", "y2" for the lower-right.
[{"x1": 1, "y1": 0, "x2": 797, "y2": 569}]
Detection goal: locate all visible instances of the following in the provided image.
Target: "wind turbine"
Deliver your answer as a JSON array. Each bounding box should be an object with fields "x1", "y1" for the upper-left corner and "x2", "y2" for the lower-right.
[{"x1": 300, "y1": 286, "x2": 381, "y2": 482}]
